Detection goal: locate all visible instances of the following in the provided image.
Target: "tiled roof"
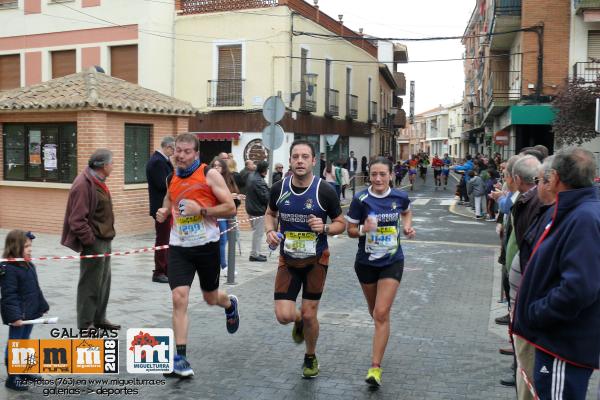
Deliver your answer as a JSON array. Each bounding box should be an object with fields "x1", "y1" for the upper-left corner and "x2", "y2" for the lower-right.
[{"x1": 0, "y1": 68, "x2": 197, "y2": 116}]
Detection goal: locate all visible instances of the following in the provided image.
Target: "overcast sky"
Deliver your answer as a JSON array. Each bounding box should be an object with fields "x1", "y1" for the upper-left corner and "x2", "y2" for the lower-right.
[{"x1": 316, "y1": 0, "x2": 475, "y2": 114}]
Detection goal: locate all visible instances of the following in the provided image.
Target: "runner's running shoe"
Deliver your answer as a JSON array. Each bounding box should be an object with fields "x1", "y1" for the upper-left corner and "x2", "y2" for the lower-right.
[
  {"x1": 172, "y1": 354, "x2": 194, "y2": 378},
  {"x1": 365, "y1": 367, "x2": 382, "y2": 387},
  {"x1": 292, "y1": 319, "x2": 304, "y2": 344},
  {"x1": 225, "y1": 295, "x2": 240, "y2": 334},
  {"x1": 302, "y1": 355, "x2": 319, "y2": 378}
]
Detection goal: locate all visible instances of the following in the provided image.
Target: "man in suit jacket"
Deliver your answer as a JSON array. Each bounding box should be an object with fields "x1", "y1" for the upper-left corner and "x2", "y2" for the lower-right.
[{"x1": 146, "y1": 136, "x2": 175, "y2": 283}]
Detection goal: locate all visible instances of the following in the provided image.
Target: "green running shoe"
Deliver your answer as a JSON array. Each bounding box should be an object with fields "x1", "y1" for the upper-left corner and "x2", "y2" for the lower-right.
[
  {"x1": 365, "y1": 367, "x2": 382, "y2": 387},
  {"x1": 292, "y1": 319, "x2": 304, "y2": 344},
  {"x1": 302, "y1": 355, "x2": 319, "y2": 378}
]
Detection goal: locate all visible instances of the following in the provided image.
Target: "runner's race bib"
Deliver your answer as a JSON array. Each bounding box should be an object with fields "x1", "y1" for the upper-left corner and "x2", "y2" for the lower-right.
[
  {"x1": 434, "y1": 166, "x2": 441, "y2": 171},
  {"x1": 365, "y1": 226, "x2": 398, "y2": 260},
  {"x1": 442, "y1": 165, "x2": 450, "y2": 171},
  {"x1": 175, "y1": 215, "x2": 206, "y2": 242},
  {"x1": 284, "y1": 231, "x2": 317, "y2": 258}
]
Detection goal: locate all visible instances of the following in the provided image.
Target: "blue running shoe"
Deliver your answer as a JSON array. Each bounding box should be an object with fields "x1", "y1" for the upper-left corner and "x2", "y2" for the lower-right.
[
  {"x1": 226, "y1": 295, "x2": 240, "y2": 334},
  {"x1": 172, "y1": 354, "x2": 194, "y2": 378}
]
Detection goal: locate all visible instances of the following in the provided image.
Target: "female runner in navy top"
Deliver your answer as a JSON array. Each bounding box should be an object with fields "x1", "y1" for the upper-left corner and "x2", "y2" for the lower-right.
[{"x1": 346, "y1": 157, "x2": 416, "y2": 387}]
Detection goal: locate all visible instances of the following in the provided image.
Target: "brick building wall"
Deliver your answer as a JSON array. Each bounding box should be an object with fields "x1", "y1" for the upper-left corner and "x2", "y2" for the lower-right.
[
  {"x1": 0, "y1": 111, "x2": 189, "y2": 236},
  {"x1": 521, "y1": 0, "x2": 571, "y2": 97}
]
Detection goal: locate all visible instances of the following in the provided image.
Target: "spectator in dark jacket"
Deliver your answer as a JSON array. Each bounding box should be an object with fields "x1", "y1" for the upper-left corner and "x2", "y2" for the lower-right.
[
  {"x1": 1, "y1": 230, "x2": 49, "y2": 391},
  {"x1": 145, "y1": 136, "x2": 175, "y2": 284},
  {"x1": 245, "y1": 161, "x2": 270, "y2": 262},
  {"x1": 238, "y1": 160, "x2": 256, "y2": 194},
  {"x1": 512, "y1": 148, "x2": 600, "y2": 400},
  {"x1": 61, "y1": 149, "x2": 119, "y2": 331}
]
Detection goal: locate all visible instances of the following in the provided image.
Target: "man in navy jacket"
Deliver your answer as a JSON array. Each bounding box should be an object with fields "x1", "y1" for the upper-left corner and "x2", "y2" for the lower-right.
[
  {"x1": 512, "y1": 148, "x2": 600, "y2": 400},
  {"x1": 146, "y1": 136, "x2": 175, "y2": 283}
]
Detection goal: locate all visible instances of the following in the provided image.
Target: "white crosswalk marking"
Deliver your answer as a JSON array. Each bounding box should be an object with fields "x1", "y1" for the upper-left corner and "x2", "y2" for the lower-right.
[
  {"x1": 449, "y1": 220, "x2": 483, "y2": 225},
  {"x1": 409, "y1": 197, "x2": 457, "y2": 206},
  {"x1": 412, "y1": 198, "x2": 431, "y2": 206},
  {"x1": 439, "y1": 199, "x2": 456, "y2": 206}
]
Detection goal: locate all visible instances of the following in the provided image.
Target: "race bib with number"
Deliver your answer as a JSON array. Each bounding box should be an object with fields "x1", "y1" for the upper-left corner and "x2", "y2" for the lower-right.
[
  {"x1": 365, "y1": 226, "x2": 398, "y2": 260},
  {"x1": 175, "y1": 215, "x2": 206, "y2": 242},
  {"x1": 283, "y1": 231, "x2": 317, "y2": 258}
]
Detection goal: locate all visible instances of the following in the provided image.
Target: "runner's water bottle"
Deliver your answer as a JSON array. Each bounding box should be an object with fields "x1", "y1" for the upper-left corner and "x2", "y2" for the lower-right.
[{"x1": 269, "y1": 232, "x2": 284, "y2": 251}]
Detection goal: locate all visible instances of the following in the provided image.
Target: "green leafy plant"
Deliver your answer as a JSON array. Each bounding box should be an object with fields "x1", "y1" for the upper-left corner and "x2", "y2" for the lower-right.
[{"x1": 552, "y1": 77, "x2": 600, "y2": 146}]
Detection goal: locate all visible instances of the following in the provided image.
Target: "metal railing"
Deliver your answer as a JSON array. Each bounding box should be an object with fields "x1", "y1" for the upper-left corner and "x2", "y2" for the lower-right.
[
  {"x1": 370, "y1": 101, "x2": 377, "y2": 123},
  {"x1": 299, "y1": 80, "x2": 317, "y2": 112},
  {"x1": 573, "y1": 62, "x2": 600, "y2": 83},
  {"x1": 486, "y1": 70, "x2": 521, "y2": 107},
  {"x1": 207, "y1": 79, "x2": 244, "y2": 107},
  {"x1": 326, "y1": 88, "x2": 339, "y2": 116},
  {"x1": 347, "y1": 94, "x2": 358, "y2": 119},
  {"x1": 494, "y1": 0, "x2": 522, "y2": 16}
]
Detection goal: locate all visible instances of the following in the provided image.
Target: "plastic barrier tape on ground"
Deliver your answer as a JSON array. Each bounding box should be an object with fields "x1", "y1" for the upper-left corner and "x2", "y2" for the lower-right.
[
  {"x1": 0, "y1": 216, "x2": 265, "y2": 262},
  {"x1": 520, "y1": 366, "x2": 539, "y2": 400}
]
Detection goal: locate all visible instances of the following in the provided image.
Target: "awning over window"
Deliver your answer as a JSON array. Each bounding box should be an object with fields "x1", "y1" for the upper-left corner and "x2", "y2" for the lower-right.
[
  {"x1": 192, "y1": 132, "x2": 241, "y2": 141},
  {"x1": 510, "y1": 105, "x2": 556, "y2": 126}
]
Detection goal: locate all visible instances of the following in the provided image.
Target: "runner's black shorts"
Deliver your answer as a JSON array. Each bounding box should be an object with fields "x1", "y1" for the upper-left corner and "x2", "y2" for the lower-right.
[
  {"x1": 354, "y1": 260, "x2": 404, "y2": 284},
  {"x1": 168, "y1": 241, "x2": 220, "y2": 291},
  {"x1": 274, "y1": 250, "x2": 329, "y2": 301},
  {"x1": 433, "y1": 169, "x2": 442, "y2": 178}
]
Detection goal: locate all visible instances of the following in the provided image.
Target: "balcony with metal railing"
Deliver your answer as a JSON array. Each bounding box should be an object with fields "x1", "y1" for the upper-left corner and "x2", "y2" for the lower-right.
[
  {"x1": 347, "y1": 94, "x2": 358, "y2": 120},
  {"x1": 207, "y1": 79, "x2": 244, "y2": 107},
  {"x1": 484, "y1": 70, "x2": 521, "y2": 121},
  {"x1": 325, "y1": 88, "x2": 339, "y2": 117},
  {"x1": 575, "y1": 0, "x2": 600, "y2": 14},
  {"x1": 394, "y1": 72, "x2": 406, "y2": 96},
  {"x1": 495, "y1": 0, "x2": 521, "y2": 16},
  {"x1": 298, "y1": 80, "x2": 317, "y2": 113},
  {"x1": 573, "y1": 62, "x2": 600, "y2": 83},
  {"x1": 490, "y1": 0, "x2": 522, "y2": 50}
]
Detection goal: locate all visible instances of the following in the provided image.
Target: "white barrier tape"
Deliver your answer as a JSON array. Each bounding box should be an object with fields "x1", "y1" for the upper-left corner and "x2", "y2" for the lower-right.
[{"x1": 0, "y1": 215, "x2": 266, "y2": 263}]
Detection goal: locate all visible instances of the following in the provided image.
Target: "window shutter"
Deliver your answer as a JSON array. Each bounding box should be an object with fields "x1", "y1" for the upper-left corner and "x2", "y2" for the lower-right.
[
  {"x1": 588, "y1": 31, "x2": 600, "y2": 60},
  {"x1": 216, "y1": 45, "x2": 242, "y2": 106},
  {"x1": 218, "y1": 45, "x2": 241, "y2": 80},
  {"x1": 111, "y1": 45, "x2": 138, "y2": 83},
  {"x1": 0, "y1": 54, "x2": 20, "y2": 90},
  {"x1": 51, "y1": 50, "x2": 76, "y2": 79}
]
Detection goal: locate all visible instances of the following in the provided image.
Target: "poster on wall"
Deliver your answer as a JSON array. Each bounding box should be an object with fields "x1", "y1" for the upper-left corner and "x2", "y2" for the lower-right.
[
  {"x1": 43, "y1": 144, "x2": 57, "y2": 171},
  {"x1": 29, "y1": 130, "x2": 42, "y2": 165}
]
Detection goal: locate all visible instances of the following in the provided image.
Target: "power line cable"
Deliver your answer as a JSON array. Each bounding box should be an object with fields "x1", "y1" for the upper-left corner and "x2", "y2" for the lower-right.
[
  {"x1": 294, "y1": 26, "x2": 540, "y2": 42},
  {"x1": 283, "y1": 51, "x2": 534, "y2": 65}
]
